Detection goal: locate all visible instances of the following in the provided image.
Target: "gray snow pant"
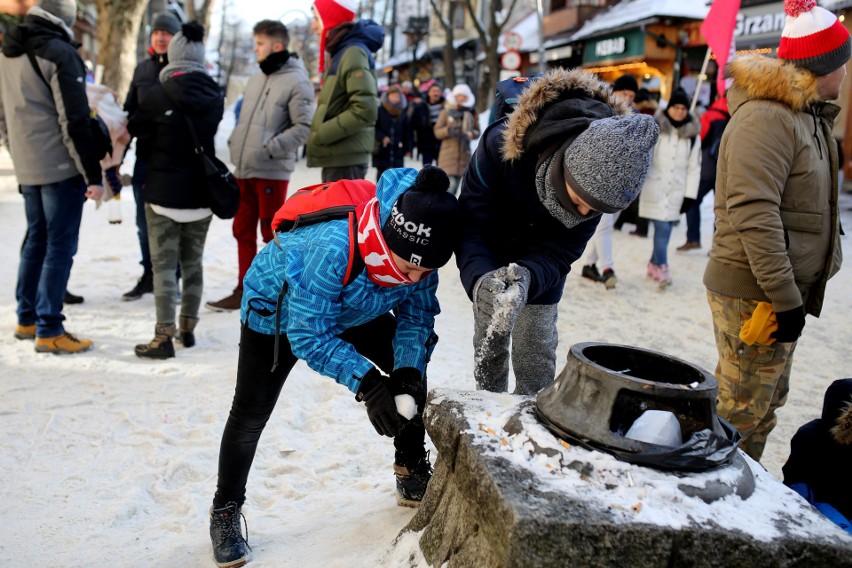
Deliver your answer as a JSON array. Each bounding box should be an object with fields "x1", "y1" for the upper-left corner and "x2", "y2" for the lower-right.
[{"x1": 474, "y1": 303, "x2": 559, "y2": 395}]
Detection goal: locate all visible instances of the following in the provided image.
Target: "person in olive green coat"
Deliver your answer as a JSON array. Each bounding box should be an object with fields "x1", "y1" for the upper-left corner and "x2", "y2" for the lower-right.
[{"x1": 307, "y1": 0, "x2": 385, "y2": 182}]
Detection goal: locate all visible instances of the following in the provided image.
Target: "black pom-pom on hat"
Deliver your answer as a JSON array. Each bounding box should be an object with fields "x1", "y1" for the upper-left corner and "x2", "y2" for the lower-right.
[
  {"x1": 181, "y1": 21, "x2": 205, "y2": 42},
  {"x1": 409, "y1": 164, "x2": 450, "y2": 194},
  {"x1": 381, "y1": 165, "x2": 460, "y2": 269}
]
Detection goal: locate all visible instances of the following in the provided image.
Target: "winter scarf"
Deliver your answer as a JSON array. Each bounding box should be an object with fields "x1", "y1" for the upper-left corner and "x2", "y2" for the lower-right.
[
  {"x1": 259, "y1": 50, "x2": 292, "y2": 75},
  {"x1": 536, "y1": 150, "x2": 600, "y2": 229},
  {"x1": 664, "y1": 107, "x2": 693, "y2": 129},
  {"x1": 356, "y1": 198, "x2": 415, "y2": 287}
]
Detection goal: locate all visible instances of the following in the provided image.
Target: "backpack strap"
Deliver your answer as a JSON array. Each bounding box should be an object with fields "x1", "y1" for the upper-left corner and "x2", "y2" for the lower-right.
[{"x1": 343, "y1": 211, "x2": 365, "y2": 286}]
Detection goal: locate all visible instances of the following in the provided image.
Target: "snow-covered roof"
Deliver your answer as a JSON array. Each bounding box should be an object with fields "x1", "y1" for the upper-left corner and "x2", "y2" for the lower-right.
[
  {"x1": 380, "y1": 37, "x2": 476, "y2": 68},
  {"x1": 570, "y1": 0, "x2": 709, "y2": 42}
]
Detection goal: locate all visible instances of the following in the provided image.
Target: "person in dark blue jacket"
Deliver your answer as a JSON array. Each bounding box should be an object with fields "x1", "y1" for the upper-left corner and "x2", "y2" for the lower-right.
[
  {"x1": 783, "y1": 378, "x2": 852, "y2": 535},
  {"x1": 208, "y1": 166, "x2": 459, "y2": 567},
  {"x1": 456, "y1": 68, "x2": 659, "y2": 395}
]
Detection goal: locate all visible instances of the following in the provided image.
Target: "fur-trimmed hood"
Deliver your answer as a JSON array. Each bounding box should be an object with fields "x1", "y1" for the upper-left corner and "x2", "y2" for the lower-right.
[
  {"x1": 727, "y1": 54, "x2": 824, "y2": 114},
  {"x1": 501, "y1": 67, "x2": 631, "y2": 160},
  {"x1": 824, "y1": 378, "x2": 852, "y2": 445},
  {"x1": 654, "y1": 108, "x2": 700, "y2": 139}
]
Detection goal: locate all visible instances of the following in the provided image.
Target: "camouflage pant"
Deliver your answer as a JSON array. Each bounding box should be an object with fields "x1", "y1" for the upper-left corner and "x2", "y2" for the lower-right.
[
  {"x1": 145, "y1": 205, "x2": 211, "y2": 325},
  {"x1": 706, "y1": 290, "x2": 797, "y2": 461}
]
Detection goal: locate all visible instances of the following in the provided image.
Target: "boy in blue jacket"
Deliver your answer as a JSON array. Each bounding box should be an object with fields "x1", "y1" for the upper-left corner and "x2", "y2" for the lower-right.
[{"x1": 209, "y1": 166, "x2": 459, "y2": 567}]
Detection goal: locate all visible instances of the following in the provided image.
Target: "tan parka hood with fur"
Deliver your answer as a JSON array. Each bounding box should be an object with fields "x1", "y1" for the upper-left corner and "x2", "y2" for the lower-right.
[{"x1": 704, "y1": 54, "x2": 843, "y2": 317}]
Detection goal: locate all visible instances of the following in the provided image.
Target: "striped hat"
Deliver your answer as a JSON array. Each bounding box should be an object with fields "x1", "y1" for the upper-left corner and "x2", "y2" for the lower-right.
[
  {"x1": 777, "y1": 0, "x2": 851, "y2": 76},
  {"x1": 313, "y1": 0, "x2": 358, "y2": 73}
]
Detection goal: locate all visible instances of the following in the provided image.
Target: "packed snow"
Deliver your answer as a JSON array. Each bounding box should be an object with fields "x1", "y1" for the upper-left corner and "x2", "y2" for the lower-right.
[{"x1": 1, "y1": 106, "x2": 850, "y2": 566}]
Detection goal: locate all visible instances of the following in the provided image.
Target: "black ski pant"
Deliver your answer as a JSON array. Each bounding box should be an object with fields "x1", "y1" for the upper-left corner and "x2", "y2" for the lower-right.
[{"x1": 213, "y1": 314, "x2": 426, "y2": 508}]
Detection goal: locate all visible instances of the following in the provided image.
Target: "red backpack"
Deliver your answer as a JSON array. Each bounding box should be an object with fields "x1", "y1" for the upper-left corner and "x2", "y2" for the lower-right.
[{"x1": 271, "y1": 178, "x2": 377, "y2": 286}]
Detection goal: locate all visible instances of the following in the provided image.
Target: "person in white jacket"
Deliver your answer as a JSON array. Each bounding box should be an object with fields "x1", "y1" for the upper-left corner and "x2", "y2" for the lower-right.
[{"x1": 638, "y1": 88, "x2": 700, "y2": 288}]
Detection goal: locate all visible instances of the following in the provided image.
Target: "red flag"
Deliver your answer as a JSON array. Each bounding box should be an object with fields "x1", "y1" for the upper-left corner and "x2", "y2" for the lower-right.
[{"x1": 701, "y1": 0, "x2": 741, "y2": 96}]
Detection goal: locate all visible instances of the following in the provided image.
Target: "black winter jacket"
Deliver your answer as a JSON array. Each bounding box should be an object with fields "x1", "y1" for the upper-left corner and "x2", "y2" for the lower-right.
[
  {"x1": 456, "y1": 68, "x2": 629, "y2": 305},
  {"x1": 124, "y1": 49, "x2": 168, "y2": 157},
  {"x1": 127, "y1": 71, "x2": 224, "y2": 209}
]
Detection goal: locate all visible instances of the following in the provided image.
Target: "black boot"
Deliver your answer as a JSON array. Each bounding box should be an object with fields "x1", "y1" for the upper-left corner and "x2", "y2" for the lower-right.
[
  {"x1": 209, "y1": 502, "x2": 250, "y2": 568},
  {"x1": 122, "y1": 272, "x2": 154, "y2": 301},
  {"x1": 134, "y1": 323, "x2": 176, "y2": 359},
  {"x1": 178, "y1": 315, "x2": 199, "y2": 348},
  {"x1": 64, "y1": 290, "x2": 84, "y2": 304},
  {"x1": 393, "y1": 451, "x2": 433, "y2": 507}
]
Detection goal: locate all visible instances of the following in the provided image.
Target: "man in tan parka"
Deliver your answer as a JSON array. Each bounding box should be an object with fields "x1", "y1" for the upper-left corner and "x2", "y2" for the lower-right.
[{"x1": 704, "y1": 0, "x2": 849, "y2": 461}]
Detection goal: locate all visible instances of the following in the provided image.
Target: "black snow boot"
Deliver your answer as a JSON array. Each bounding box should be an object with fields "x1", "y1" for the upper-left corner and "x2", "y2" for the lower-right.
[
  {"x1": 393, "y1": 451, "x2": 433, "y2": 507},
  {"x1": 134, "y1": 323, "x2": 176, "y2": 359},
  {"x1": 177, "y1": 315, "x2": 199, "y2": 348},
  {"x1": 209, "y1": 501, "x2": 250, "y2": 568}
]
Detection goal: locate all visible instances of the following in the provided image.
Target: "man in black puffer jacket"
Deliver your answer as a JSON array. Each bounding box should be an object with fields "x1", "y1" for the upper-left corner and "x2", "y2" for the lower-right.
[
  {"x1": 128, "y1": 22, "x2": 224, "y2": 360},
  {"x1": 121, "y1": 11, "x2": 181, "y2": 302}
]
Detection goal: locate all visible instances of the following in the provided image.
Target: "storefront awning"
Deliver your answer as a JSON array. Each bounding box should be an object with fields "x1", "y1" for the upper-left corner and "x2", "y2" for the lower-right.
[{"x1": 570, "y1": 0, "x2": 709, "y2": 42}]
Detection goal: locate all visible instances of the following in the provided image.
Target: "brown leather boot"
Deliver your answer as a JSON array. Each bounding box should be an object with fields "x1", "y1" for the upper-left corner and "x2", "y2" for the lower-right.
[
  {"x1": 178, "y1": 315, "x2": 199, "y2": 348},
  {"x1": 135, "y1": 323, "x2": 177, "y2": 359},
  {"x1": 205, "y1": 288, "x2": 242, "y2": 312}
]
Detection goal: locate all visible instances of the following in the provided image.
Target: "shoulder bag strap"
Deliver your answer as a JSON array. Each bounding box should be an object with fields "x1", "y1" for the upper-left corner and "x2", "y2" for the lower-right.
[{"x1": 161, "y1": 87, "x2": 205, "y2": 155}]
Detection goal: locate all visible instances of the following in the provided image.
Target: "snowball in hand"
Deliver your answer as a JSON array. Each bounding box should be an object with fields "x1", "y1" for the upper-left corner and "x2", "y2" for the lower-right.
[{"x1": 395, "y1": 394, "x2": 417, "y2": 420}]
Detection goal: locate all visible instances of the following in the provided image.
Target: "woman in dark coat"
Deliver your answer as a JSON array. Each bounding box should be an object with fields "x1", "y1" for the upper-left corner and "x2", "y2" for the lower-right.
[
  {"x1": 373, "y1": 85, "x2": 411, "y2": 180},
  {"x1": 128, "y1": 22, "x2": 225, "y2": 359}
]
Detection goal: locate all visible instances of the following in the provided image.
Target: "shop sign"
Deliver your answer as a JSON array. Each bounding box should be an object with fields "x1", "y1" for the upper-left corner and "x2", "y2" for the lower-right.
[
  {"x1": 583, "y1": 29, "x2": 645, "y2": 64},
  {"x1": 734, "y1": 1, "x2": 785, "y2": 43}
]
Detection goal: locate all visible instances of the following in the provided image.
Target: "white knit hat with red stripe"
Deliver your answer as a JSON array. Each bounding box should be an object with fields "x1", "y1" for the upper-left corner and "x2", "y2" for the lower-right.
[
  {"x1": 313, "y1": 0, "x2": 359, "y2": 72},
  {"x1": 778, "y1": 0, "x2": 851, "y2": 76}
]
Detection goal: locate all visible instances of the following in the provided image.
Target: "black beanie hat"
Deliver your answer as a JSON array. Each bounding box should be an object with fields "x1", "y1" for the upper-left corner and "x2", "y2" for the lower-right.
[
  {"x1": 612, "y1": 74, "x2": 638, "y2": 94},
  {"x1": 382, "y1": 165, "x2": 460, "y2": 269},
  {"x1": 668, "y1": 87, "x2": 690, "y2": 108}
]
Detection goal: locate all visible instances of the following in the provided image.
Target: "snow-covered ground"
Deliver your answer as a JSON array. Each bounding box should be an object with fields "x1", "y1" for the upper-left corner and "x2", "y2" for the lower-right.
[{"x1": 1, "y1": 112, "x2": 850, "y2": 566}]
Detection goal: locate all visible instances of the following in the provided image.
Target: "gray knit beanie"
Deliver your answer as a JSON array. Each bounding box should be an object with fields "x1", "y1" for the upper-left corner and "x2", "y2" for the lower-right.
[
  {"x1": 168, "y1": 22, "x2": 206, "y2": 65},
  {"x1": 561, "y1": 114, "x2": 658, "y2": 214},
  {"x1": 152, "y1": 12, "x2": 181, "y2": 35},
  {"x1": 38, "y1": 0, "x2": 76, "y2": 27}
]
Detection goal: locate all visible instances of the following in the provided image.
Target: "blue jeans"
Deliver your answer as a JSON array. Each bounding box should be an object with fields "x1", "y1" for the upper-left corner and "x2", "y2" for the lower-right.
[
  {"x1": 650, "y1": 219, "x2": 673, "y2": 266},
  {"x1": 132, "y1": 158, "x2": 152, "y2": 275},
  {"x1": 16, "y1": 175, "x2": 87, "y2": 337}
]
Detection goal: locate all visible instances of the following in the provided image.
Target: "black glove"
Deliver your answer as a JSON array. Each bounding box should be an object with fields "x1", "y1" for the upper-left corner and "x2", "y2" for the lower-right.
[
  {"x1": 771, "y1": 305, "x2": 806, "y2": 343},
  {"x1": 390, "y1": 367, "x2": 426, "y2": 414},
  {"x1": 679, "y1": 197, "x2": 695, "y2": 214},
  {"x1": 356, "y1": 368, "x2": 400, "y2": 437}
]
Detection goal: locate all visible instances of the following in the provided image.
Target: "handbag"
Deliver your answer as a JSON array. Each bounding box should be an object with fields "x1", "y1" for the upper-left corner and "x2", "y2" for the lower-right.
[{"x1": 179, "y1": 113, "x2": 240, "y2": 219}]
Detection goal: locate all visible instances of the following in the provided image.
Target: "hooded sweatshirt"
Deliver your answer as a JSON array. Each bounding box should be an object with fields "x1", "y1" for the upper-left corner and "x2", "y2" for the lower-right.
[{"x1": 0, "y1": 10, "x2": 103, "y2": 186}]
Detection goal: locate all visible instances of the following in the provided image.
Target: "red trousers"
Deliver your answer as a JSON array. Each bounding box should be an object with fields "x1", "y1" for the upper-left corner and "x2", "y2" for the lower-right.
[{"x1": 233, "y1": 178, "x2": 289, "y2": 288}]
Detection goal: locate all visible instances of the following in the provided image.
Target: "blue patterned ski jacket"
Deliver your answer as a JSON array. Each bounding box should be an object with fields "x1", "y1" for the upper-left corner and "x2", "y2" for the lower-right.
[{"x1": 240, "y1": 168, "x2": 441, "y2": 394}]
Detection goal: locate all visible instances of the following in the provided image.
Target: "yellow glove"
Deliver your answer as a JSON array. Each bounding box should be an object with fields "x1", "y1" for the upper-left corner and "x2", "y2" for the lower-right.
[{"x1": 739, "y1": 302, "x2": 778, "y2": 345}]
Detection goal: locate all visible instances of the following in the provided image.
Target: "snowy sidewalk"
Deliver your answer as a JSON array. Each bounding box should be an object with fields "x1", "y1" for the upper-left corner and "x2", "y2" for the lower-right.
[{"x1": 0, "y1": 144, "x2": 851, "y2": 566}]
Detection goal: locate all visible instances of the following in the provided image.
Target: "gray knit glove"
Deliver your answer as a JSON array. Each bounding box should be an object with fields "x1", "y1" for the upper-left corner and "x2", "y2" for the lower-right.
[
  {"x1": 473, "y1": 264, "x2": 531, "y2": 333},
  {"x1": 472, "y1": 264, "x2": 530, "y2": 392}
]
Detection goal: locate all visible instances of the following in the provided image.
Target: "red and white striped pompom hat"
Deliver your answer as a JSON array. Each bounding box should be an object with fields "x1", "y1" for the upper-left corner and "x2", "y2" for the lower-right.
[
  {"x1": 777, "y1": 0, "x2": 851, "y2": 76},
  {"x1": 313, "y1": 0, "x2": 359, "y2": 72}
]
